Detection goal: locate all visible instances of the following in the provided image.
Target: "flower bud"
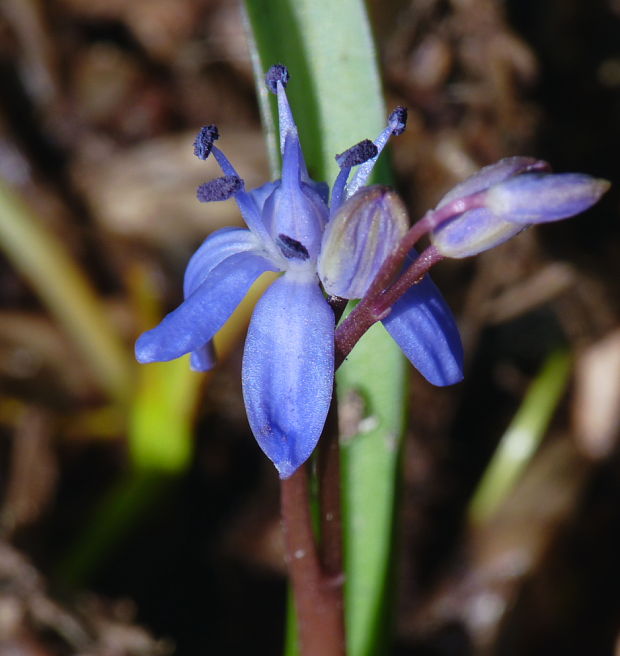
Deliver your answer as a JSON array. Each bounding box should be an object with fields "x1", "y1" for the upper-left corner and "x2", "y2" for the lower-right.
[
  {"x1": 318, "y1": 185, "x2": 408, "y2": 299},
  {"x1": 431, "y1": 166, "x2": 610, "y2": 259},
  {"x1": 431, "y1": 208, "x2": 524, "y2": 258},
  {"x1": 485, "y1": 173, "x2": 611, "y2": 224},
  {"x1": 436, "y1": 157, "x2": 549, "y2": 209}
]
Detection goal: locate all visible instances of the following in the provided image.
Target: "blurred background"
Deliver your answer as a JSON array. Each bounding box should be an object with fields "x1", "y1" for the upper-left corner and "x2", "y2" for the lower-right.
[{"x1": 0, "y1": 0, "x2": 618, "y2": 654}]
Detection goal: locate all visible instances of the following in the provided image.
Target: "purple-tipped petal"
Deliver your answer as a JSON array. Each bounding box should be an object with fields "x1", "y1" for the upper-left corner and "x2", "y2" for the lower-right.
[
  {"x1": 486, "y1": 173, "x2": 611, "y2": 224},
  {"x1": 190, "y1": 342, "x2": 217, "y2": 372},
  {"x1": 136, "y1": 251, "x2": 277, "y2": 363},
  {"x1": 382, "y1": 274, "x2": 463, "y2": 386},
  {"x1": 242, "y1": 274, "x2": 335, "y2": 478},
  {"x1": 437, "y1": 157, "x2": 550, "y2": 208}
]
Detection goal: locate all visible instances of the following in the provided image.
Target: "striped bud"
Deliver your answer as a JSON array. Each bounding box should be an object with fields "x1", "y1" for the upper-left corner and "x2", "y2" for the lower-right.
[{"x1": 318, "y1": 185, "x2": 408, "y2": 299}]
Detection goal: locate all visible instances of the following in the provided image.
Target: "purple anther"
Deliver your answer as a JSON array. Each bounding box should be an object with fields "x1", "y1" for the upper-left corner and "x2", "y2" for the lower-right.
[
  {"x1": 276, "y1": 234, "x2": 310, "y2": 261},
  {"x1": 265, "y1": 64, "x2": 290, "y2": 94},
  {"x1": 193, "y1": 125, "x2": 219, "y2": 160},
  {"x1": 335, "y1": 139, "x2": 378, "y2": 169},
  {"x1": 196, "y1": 175, "x2": 243, "y2": 202},
  {"x1": 388, "y1": 107, "x2": 407, "y2": 136}
]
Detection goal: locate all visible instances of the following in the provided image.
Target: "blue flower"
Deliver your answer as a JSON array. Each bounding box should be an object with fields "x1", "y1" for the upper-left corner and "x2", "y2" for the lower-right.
[{"x1": 135, "y1": 65, "x2": 463, "y2": 478}]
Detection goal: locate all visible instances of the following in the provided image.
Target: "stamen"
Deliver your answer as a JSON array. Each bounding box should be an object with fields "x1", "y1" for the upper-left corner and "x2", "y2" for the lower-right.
[
  {"x1": 265, "y1": 64, "x2": 290, "y2": 94},
  {"x1": 388, "y1": 106, "x2": 407, "y2": 136},
  {"x1": 194, "y1": 124, "x2": 219, "y2": 160},
  {"x1": 276, "y1": 234, "x2": 310, "y2": 261},
  {"x1": 345, "y1": 106, "x2": 408, "y2": 199},
  {"x1": 335, "y1": 139, "x2": 379, "y2": 169},
  {"x1": 211, "y1": 145, "x2": 241, "y2": 178},
  {"x1": 196, "y1": 175, "x2": 243, "y2": 202}
]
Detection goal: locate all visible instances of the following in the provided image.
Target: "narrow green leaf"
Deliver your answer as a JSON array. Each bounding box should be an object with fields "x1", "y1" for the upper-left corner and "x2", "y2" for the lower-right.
[
  {"x1": 243, "y1": 2, "x2": 408, "y2": 654},
  {"x1": 244, "y1": 0, "x2": 390, "y2": 184},
  {"x1": 0, "y1": 179, "x2": 134, "y2": 401},
  {"x1": 468, "y1": 349, "x2": 572, "y2": 524},
  {"x1": 338, "y1": 321, "x2": 408, "y2": 656}
]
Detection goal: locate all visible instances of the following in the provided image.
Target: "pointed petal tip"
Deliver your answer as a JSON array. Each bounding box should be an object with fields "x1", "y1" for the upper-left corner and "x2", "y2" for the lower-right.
[
  {"x1": 594, "y1": 177, "x2": 612, "y2": 197},
  {"x1": 425, "y1": 365, "x2": 464, "y2": 387},
  {"x1": 276, "y1": 460, "x2": 299, "y2": 480},
  {"x1": 407, "y1": 332, "x2": 464, "y2": 387}
]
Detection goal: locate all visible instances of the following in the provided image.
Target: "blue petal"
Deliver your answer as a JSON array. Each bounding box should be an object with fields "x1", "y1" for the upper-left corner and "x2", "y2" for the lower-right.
[
  {"x1": 181, "y1": 228, "x2": 270, "y2": 371},
  {"x1": 136, "y1": 251, "x2": 277, "y2": 363},
  {"x1": 382, "y1": 274, "x2": 463, "y2": 386},
  {"x1": 247, "y1": 180, "x2": 280, "y2": 214},
  {"x1": 242, "y1": 274, "x2": 335, "y2": 478},
  {"x1": 183, "y1": 227, "x2": 265, "y2": 297},
  {"x1": 190, "y1": 342, "x2": 216, "y2": 372}
]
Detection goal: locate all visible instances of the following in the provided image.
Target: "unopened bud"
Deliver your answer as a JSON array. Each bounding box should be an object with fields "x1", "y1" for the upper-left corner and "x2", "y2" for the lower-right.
[
  {"x1": 437, "y1": 157, "x2": 550, "y2": 209},
  {"x1": 318, "y1": 186, "x2": 408, "y2": 299},
  {"x1": 431, "y1": 208, "x2": 524, "y2": 258},
  {"x1": 485, "y1": 173, "x2": 611, "y2": 224},
  {"x1": 432, "y1": 164, "x2": 610, "y2": 259}
]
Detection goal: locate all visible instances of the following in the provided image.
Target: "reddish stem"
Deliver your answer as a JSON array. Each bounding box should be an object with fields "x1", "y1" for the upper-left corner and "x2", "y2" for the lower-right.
[
  {"x1": 360, "y1": 191, "x2": 485, "y2": 304},
  {"x1": 317, "y1": 397, "x2": 343, "y2": 576},
  {"x1": 281, "y1": 467, "x2": 346, "y2": 656},
  {"x1": 334, "y1": 245, "x2": 444, "y2": 368}
]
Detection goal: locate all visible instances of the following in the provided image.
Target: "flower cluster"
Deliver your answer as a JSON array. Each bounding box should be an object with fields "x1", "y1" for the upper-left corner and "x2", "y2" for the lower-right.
[{"x1": 135, "y1": 64, "x2": 609, "y2": 478}]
